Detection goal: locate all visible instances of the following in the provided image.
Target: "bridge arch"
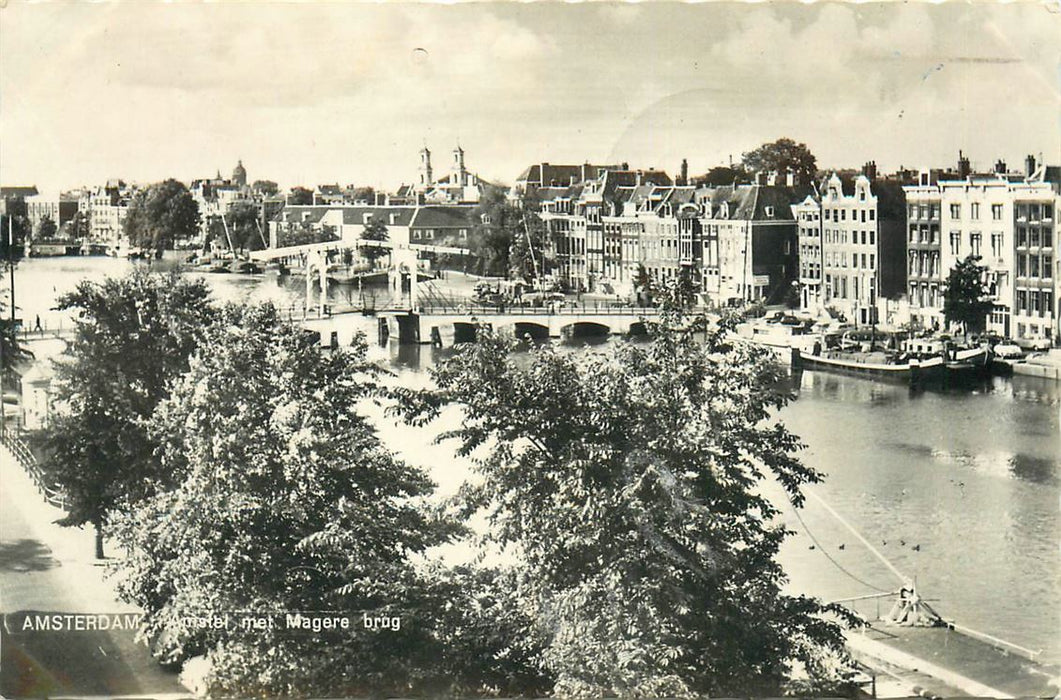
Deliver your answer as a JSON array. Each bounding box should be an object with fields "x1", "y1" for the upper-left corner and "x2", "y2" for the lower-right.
[
  {"x1": 561, "y1": 321, "x2": 611, "y2": 341},
  {"x1": 510, "y1": 321, "x2": 551, "y2": 341}
]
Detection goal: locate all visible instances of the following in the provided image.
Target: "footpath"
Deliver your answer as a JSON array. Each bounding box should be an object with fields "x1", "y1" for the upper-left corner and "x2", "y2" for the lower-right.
[{"x1": 0, "y1": 440, "x2": 191, "y2": 698}]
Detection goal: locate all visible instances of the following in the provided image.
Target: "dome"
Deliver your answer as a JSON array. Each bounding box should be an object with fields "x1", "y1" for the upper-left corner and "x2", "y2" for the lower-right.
[{"x1": 232, "y1": 159, "x2": 247, "y2": 187}]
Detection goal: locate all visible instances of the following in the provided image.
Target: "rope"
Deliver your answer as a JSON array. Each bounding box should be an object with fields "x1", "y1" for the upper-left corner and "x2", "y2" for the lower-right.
[{"x1": 787, "y1": 499, "x2": 895, "y2": 594}]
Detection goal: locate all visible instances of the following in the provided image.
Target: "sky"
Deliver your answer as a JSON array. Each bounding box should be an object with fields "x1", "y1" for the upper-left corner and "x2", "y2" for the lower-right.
[{"x1": 2, "y1": 2, "x2": 1060, "y2": 194}]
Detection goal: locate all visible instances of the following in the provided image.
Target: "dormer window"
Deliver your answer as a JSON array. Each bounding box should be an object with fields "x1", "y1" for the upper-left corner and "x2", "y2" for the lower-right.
[
  {"x1": 764, "y1": 206, "x2": 775, "y2": 218},
  {"x1": 363, "y1": 213, "x2": 373, "y2": 224}
]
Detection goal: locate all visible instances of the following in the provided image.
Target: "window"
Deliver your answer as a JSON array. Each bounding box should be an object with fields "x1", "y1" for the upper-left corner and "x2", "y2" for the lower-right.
[
  {"x1": 1018, "y1": 226, "x2": 1028, "y2": 247},
  {"x1": 861, "y1": 253, "x2": 867, "y2": 269},
  {"x1": 991, "y1": 232, "x2": 1004, "y2": 257},
  {"x1": 971, "y1": 232, "x2": 982, "y2": 257},
  {"x1": 971, "y1": 203, "x2": 980, "y2": 220},
  {"x1": 1044, "y1": 229, "x2": 1053, "y2": 249},
  {"x1": 1017, "y1": 290, "x2": 1028, "y2": 312},
  {"x1": 869, "y1": 230, "x2": 876, "y2": 246},
  {"x1": 1043, "y1": 255, "x2": 1053, "y2": 279},
  {"x1": 861, "y1": 210, "x2": 866, "y2": 223},
  {"x1": 1030, "y1": 227, "x2": 1041, "y2": 247},
  {"x1": 459, "y1": 228, "x2": 468, "y2": 239},
  {"x1": 860, "y1": 230, "x2": 866, "y2": 245},
  {"x1": 851, "y1": 253, "x2": 857, "y2": 268},
  {"x1": 1044, "y1": 204, "x2": 1054, "y2": 221},
  {"x1": 870, "y1": 253, "x2": 875, "y2": 269},
  {"x1": 949, "y1": 231, "x2": 961, "y2": 255},
  {"x1": 1018, "y1": 255, "x2": 1027, "y2": 277},
  {"x1": 841, "y1": 210, "x2": 847, "y2": 221},
  {"x1": 950, "y1": 203, "x2": 961, "y2": 219},
  {"x1": 992, "y1": 204, "x2": 1003, "y2": 220}
]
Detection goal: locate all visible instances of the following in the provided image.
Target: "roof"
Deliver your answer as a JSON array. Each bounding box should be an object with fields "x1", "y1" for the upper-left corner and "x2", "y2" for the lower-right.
[
  {"x1": 341, "y1": 206, "x2": 419, "y2": 227},
  {"x1": 410, "y1": 206, "x2": 477, "y2": 229},
  {"x1": 1, "y1": 186, "x2": 39, "y2": 198}
]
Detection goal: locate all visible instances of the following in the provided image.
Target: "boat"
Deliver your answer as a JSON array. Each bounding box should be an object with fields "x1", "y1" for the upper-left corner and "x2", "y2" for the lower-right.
[
  {"x1": 734, "y1": 313, "x2": 820, "y2": 357},
  {"x1": 792, "y1": 347, "x2": 947, "y2": 385},
  {"x1": 230, "y1": 260, "x2": 262, "y2": 275}
]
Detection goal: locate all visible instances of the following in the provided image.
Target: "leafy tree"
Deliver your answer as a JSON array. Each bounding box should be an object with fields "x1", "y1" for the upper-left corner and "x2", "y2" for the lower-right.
[
  {"x1": 0, "y1": 213, "x2": 29, "y2": 263},
  {"x1": 693, "y1": 166, "x2": 748, "y2": 187},
  {"x1": 112, "y1": 304, "x2": 499, "y2": 696},
  {"x1": 0, "y1": 297, "x2": 30, "y2": 392},
  {"x1": 287, "y1": 186, "x2": 314, "y2": 206},
  {"x1": 37, "y1": 215, "x2": 58, "y2": 240},
  {"x1": 252, "y1": 180, "x2": 279, "y2": 197},
  {"x1": 943, "y1": 254, "x2": 994, "y2": 341},
  {"x1": 400, "y1": 311, "x2": 857, "y2": 696},
  {"x1": 741, "y1": 138, "x2": 817, "y2": 182},
  {"x1": 472, "y1": 185, "x2": 526, "y2": 277},
  {"x1": 634, "y1": 263, "x2": 654, "y2": 306},
  {"x1": 360, "y1": 219, "x2": 389, "y2": 263},
  {"x1": 507, "y1": 208, "x2": 548, "y2": 282},
  {"x1": 226, "y1": 200, "x2": 266, "y2": 252},
  {"x1": 276, "y1": 221, "x2": 339, "y2": 248},
  {"x1": 64, "y1": 210, "x2": 91, "y2": 242},
  {"x1": 125, "y1": 179, "x2": 200, "y2": 254},
  {"x1": 33, "y1": 269, "x2": 215, "y2": 558},
  {"x1": 349, "y1": 185, "x2": 376, "y2": 204}
]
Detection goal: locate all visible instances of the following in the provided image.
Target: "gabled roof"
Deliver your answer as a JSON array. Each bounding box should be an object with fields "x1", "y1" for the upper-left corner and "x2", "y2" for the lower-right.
[
  {"x1": 341, "y1": 206, "x2": 418, "y2": 227},
  {"x1": 410, "y1": 206, "x2": 477, "y2": 229}
]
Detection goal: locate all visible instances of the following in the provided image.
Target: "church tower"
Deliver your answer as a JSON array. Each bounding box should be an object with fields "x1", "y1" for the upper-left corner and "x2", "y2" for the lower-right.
[
  {"x1": 419, "y1": 146, "x2": 434, "y2": 187},
  {"x1": 452, "y1": 145, "x2": 467, "y2": 187},
  {"x1": 232, "y1": 159, "x2": 247, "y2": 188}
]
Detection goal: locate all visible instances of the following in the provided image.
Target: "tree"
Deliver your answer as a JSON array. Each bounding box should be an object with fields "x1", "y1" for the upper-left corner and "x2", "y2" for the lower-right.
[
  {"x1": 349, "y1": 185, "x2": 376, "y2": 204},
  {"x1": 33, "y1": 269, "x2": 215, "y2": 558},
  {"x1": 943, "y1": 255, "x2": 994, "y2": 341},
  {"x1": 507, "y1": 209, "x2": 548, "y2": 282},
  {"x1": 252, "y1": 180, "x2": 279, "y2": 197},
  {"x1": 287, "y1": 186, "x2": 314, "y2": 206},
  {"x1": 0, "y1": 213, "x2": 29, "y2": 263},
  {"x1": 400, "y1": 311, "x2": 857, "y2": 696},
  {"x1": 0, "y1": 297, "x2": 30, "y2": 391},
  {"x1": 741, "y1": 138, "x2": 817, "y2": 182},
  {"x1": 225, "y1": 201, "x2": 266, "y2": 252},
  {"x1": 693, "y1": 165, "x2": 748, "y2": 187},
  {"x1": 64, "y1": 210, "x2": 91, "y2": 242},
  {"x1": 37, "y1": 215, "x2": 58, "y2": 240},
  {"x1": 112, "y1": 303, "x2": 492, "y2": 696},
  {"x1": 125, "y1": 179, "x2": 200, "y2": 254},
  {"x1": 472, "y1": 185, "x2": 526, "y2": 277},
  {"x1": 634, "y1": 263, "x2": 654, "y2": 306},
  {"x1": 360, "y1": 219, "x2": 389, "y2": 264},
  {"x1": 276, "y1": 221, "x2": 339, "y2": 248}
]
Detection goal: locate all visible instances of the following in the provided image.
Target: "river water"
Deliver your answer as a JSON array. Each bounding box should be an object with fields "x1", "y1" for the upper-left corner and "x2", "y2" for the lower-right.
[{"x1": 11, "y1": 256, "x2": 1061, "y2": 663}]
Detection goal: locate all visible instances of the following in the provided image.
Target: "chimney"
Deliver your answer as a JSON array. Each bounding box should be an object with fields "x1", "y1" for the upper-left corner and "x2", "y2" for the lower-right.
[
  {"x1": 635, "y1": 170, "x2": 643, "y2": 186},
  {"x1": 1026, "y1": 154, "x2": 1037, "y2": 177},
  {"x1": 863, "y1": 160, "x2": 878, "y2": 181},
  {"x1": 958, "y1": 150, "x2": 971, "y2": 179},
  {"x1": 621, "y1": 161, "x2": 629, "y2": 170},
  {"x1": 570, "y1": 175, "x2": 578, "y2": 186},
  {"x1": 755, "y1": 171, "x2": 768, "y2": 186}
]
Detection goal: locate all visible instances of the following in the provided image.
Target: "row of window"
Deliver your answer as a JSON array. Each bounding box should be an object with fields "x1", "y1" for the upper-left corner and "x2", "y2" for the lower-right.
[
  {"x1": 825, "y1": 228, "x2": 876, "y2": 246},
  {"x1": 824, "y1": 273, "x2": 876, "y2": 302},
  {"x1": 1015, "y1": 289, "x2": 1055, "y2": 316},
  {"x1": 824, "y1": 208, "x2": 876, "y2": 224},
  {"x1": 1016, "y1": 226, "x2": 1055, "y2": 248},
  {"x1": 1015, "y1": 253, "x2": 1054, "y2": 280},
  {"x1": 824, "y1": 251, "x2": 876, "y2": 270}
]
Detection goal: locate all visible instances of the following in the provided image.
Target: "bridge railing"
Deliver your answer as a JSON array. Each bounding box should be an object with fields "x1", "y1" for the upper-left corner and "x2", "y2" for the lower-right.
[
  {"x1": 0, "y1": 427, "x2": 68, "y2": 511},
  {"x1": 414, "y1": 301, "x2": 661, "y2": 316}
]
